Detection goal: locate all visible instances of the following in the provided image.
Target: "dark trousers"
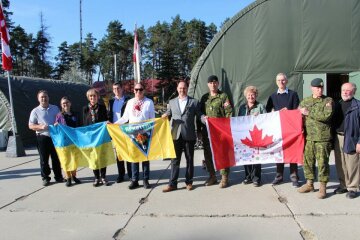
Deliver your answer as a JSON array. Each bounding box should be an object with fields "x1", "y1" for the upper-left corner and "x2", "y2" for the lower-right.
[
  {"x1": 36, "y1": 135, "x2": 63, "y2": 181},
  {"x1": 275, "y1": 163, "x2": 298, "y2": 179},
  {"x1": 169, "y1": 137, "x2": 195, "y2": 187},
  {"x1": 93, "y1": 168, "x2": 106, "y2": 179},
  {"x1": 202, "y1": 131, "x2": 216, "y2": 175},
  {"x1": 117, "y1": 160, "x2": 132, "y2": 179},
  {"x1": 244, "y1": 164, "x2": 261, "y2": 183},
  {"x1": 132, "y1": 161, "x2": 150, "y2": 182}
]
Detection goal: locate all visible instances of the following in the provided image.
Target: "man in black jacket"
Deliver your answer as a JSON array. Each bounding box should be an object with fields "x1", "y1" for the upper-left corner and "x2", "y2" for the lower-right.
[
  {"x1": 333, "y1": 82, "x2": 360, "y2": 199},
  {"x1": 108, "y1": 82, "x2": 132, "y2": 183}
]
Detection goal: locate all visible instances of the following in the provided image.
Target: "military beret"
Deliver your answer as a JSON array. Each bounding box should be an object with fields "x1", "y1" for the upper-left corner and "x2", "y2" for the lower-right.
[
  {"x1": 311, "y1": 78, "x2": 324, "y2": 87},
  {"x1": 208, "y1": 75, "x2": 219, "y2": 83}
]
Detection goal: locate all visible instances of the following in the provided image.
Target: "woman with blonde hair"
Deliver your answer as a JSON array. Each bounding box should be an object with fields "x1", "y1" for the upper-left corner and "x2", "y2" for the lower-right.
[
  {"x1": 82, "y1": 88, "x2": 110, "y2": 187},
  {"x1": 238, "y1": 86, "x2": 266, "y2": 187}
]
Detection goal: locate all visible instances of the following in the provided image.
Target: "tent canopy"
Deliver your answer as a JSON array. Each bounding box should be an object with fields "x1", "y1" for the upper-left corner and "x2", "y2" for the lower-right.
[
  {"x1": 189, "y1": 0, "x2": 360, "y2": 114},
  {"x1": 0, "y1": 76, "x2": 90, "y2": 146}
]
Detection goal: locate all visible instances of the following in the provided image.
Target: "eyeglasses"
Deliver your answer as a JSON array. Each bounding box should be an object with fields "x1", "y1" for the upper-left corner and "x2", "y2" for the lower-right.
[
  {"x1": 62, "y1": 102, "x2": 70, "y2": 105},
  {"x1": 134, "y1": 88, "x2": 144, "y2": 92}
]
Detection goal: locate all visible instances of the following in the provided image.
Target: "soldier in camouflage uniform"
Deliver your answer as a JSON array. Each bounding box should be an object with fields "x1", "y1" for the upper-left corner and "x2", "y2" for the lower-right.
[
  {"x1": 298, "y1": 78, "x2": 334, "y2": 199},
  {"x1": 200, "y1": 75, "x2": 233, "y2": 188}
]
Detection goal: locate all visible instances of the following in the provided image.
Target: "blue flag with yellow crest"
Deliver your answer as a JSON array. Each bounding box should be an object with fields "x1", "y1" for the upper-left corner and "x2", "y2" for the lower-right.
[{"x1": 49, "y1": 122, "x2": 116, "y2": 171}]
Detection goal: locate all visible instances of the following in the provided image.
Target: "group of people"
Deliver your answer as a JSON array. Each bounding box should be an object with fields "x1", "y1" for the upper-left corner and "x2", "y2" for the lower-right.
[
  {"x1": 161, "y1": 73, "x2": 359, "y2": 200},
  {"x1": 29, "y1": 82, "x2": 154, "y2": 189},
  {"x1": 28, "y1": 73, "x2": 360, "y2": 199}
]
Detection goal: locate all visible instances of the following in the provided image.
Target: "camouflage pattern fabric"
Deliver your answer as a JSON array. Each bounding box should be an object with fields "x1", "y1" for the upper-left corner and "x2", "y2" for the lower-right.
[
  {"x1": 299, "y1": 95, "x2": 334, "y2": 141},
  {"x1": 200, "y1": 90, "x2": 233, "y2": 176},
  {"x1": 303, "y1": 141, "x2": 332, "y2": 183}
]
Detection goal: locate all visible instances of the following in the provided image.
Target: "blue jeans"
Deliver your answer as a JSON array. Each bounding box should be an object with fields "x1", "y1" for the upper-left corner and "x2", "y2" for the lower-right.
[{"x1": 131, "y1": 161, "x2": 150, "y2": 182}]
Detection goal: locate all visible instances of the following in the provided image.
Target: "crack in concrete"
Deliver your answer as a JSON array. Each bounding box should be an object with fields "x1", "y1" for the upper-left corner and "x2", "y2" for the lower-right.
[
  {"x1": 0, "y1": 158, "x2": 39, "y2": 171},
  {"x1": 112, "y1": 161, "x2": 172, "y2": 240}
]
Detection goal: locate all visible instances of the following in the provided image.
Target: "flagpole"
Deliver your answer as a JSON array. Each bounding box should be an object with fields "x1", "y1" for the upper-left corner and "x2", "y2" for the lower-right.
[
  {"x1": 6, "y1": 71, "x2": 16, "y2": 136},
  {"x1": 0, "y1": 4, "x2": 26, "y2": 157}
]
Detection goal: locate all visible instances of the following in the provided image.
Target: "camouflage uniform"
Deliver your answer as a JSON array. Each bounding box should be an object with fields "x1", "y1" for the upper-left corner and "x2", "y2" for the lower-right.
[
  {"x1": 299, "y1": 95, "x2": 334, "y2": 183},
  {"x1": 200, "y1": 90, "x2": 233, "y2": 176}
]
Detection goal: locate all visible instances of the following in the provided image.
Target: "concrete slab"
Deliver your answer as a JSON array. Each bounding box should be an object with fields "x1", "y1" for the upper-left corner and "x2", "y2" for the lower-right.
[
  {"x1": 118, "y1": 215, "x2": 303, "y2": 240},
  {"x1": 296, "y1": 215, "x2": 360, "y2": 240},
  {"x1": 0, "y1": 210, "x2": 127, "y2": 240}
]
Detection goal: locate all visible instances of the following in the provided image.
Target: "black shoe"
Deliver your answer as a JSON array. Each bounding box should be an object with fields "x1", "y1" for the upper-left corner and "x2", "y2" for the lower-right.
[
  {"x1": 101, "y1": 178, "x2": 110, "y2": 186},
  {"x1": 272, "y1": 176, "x2": 283, "y2": 185},
  {"x1": 65, "y1": 178, "x2": 72, "y2": 187},
  {"x1": 346, "y1": 191, "x2": 357, "y2": 199},
  {"x1": 128, "y1": 181, "x2": 139, "y2": 190},
  {"x1": 143, "y1": 180, "x2": 151, "y2": 189},
  {"x1": 243, "y1": 179, "x2": 252, "y2": 185},
  {"x1": 253, "y1": 181, "x2": 261, "y2": 187},
  {"x1": 72, "y1": 176, "x2": 81, "y2": 184},
  {"x1": 42, "y1": 179, "x2": 50, "y2": 186},
  {"x1": 292, "y1": 180, "x2": 300, "y2": 188},
  {"x1": 116, "y1": 176, "x2": 124, "y2": 183},
  {"x1": 55, "y1": 178, "x2": 65, "y2": 183},
  {"x1": 334, "y1": 187, "x2": 348, "y2": 194},
  {"x1": 93, "y1": 179, "x2": 102, "y2": 187}
]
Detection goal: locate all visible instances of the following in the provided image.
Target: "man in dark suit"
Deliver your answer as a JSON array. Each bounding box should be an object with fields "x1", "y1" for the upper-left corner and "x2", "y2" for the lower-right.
[
  {"x1": 162, "y1": 80, "x2": 201, "y2": 192},
  {"x1": 108, "y1": 82, "x2": 132, "y2": 183}
]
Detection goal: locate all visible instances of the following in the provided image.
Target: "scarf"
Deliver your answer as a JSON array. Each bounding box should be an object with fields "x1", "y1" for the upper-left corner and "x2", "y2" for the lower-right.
[{"x1": 88, "y1": 103, "x2": 98, "y2": 123}]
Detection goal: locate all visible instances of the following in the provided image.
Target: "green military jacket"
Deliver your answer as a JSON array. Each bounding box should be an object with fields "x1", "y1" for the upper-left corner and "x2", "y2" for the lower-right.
[
  {"x1": 299, "y1": 95, "x2": 334, "y2": 141},
  {"x1": 200, "y1": 90, "x2": 233, "y2": 118}
]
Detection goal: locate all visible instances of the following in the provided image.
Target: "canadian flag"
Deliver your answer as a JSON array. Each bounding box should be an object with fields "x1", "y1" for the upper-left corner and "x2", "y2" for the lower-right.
[
  {"x1": 206, "y1": 110, "x2": 304, "y2": 170},
  {"x1": 0, "y1": 4, "x2": 12, "y2": 71},
  {"x1": 133, "y1": 27, "x2": 141, "y2": 83}
]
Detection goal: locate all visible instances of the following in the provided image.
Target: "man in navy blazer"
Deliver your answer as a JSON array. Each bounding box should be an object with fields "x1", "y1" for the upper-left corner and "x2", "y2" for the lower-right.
[
  {"x1": 162, "y1": 80, "x2": 201, "y2": 192},
  {"x1": 108, "y1": 82, "x2": 132, "y2": 183}
]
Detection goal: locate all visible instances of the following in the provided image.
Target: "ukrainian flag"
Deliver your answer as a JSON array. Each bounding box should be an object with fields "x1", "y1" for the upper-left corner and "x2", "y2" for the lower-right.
[
  {"x1": 49, "y1": 122, "x2": 116, "y2": 171},
  {"x1": 107, "y1": 118, "x2": 176, "y2": 162}
]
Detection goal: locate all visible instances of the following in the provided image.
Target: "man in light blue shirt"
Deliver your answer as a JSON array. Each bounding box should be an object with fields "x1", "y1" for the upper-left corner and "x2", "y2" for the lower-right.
[{"x1": 29, "y1": 90, "x2": 63, "y2": 186}]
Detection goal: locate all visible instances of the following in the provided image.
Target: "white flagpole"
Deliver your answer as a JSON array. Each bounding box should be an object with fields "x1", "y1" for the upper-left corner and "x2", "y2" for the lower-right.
[
  {"x1": 133, "y1": 24, "x2": 141, "y2": 83},
  {"x1": 6, "y1": 71, "x2": 16, "y2": 135}
]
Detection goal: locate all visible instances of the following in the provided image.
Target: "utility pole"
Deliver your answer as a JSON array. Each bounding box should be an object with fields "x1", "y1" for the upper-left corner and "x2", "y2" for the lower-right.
[
  {"x1": 79, "y1": 0, "x2": 83, "y2": 56},
  {"x1": 114, "y1": 54, "x2": 117, "y2": 82}
]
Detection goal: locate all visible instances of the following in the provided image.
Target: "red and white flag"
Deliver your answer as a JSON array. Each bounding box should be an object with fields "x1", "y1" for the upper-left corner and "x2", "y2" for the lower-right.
[
  {"x1": 133, "y1": 26, "x2": 141, "y2": 83},
  {"x1": 206, "y1": 110, "x2": 304, "y2": 170},
  {"x1": 0, "y1": 4, "x2": 12, "y2": 71}
]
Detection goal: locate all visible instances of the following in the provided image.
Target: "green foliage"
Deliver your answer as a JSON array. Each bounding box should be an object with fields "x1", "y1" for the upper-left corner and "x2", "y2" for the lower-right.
[{"x1": 4, "y1": 10, "x2": 220, "y2": 91}]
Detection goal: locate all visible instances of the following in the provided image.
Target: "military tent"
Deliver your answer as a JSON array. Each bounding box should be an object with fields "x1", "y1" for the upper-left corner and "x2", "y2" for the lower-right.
[
  {"x1": 0, "y1": 76, "x2": 90, "y2": 146},
  {"x1": 189, "y1": 0, "x2": 360, "y2": 114}
]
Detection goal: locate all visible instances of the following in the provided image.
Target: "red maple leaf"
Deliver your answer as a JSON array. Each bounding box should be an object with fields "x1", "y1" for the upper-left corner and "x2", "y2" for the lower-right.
[{"x1": 241, "y1": 125, "x2": 273, "y2": 150}]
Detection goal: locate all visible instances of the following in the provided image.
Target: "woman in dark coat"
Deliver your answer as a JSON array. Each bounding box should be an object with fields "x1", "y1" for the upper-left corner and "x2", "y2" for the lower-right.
[{"x1": 82, "y1": 88, "x2": 110, "y2": 187}]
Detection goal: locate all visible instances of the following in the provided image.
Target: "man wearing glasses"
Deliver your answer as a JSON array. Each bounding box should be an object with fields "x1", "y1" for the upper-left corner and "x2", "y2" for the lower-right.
[{"x1": 115, "y1": 83, "x2": 155, "y2": 189}]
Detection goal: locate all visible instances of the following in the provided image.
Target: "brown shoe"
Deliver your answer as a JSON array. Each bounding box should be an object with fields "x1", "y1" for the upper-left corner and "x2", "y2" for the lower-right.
[
  {"x1": 205, "y1": 175, "x2": 217, "y2": 186},
  {"x1": 219, "y1": 175, "x2": 229, "y2": 188},
  {"x1": 162, "y1": 185, "x2": 177, "y2": 193},
  {"x1": 318, "y1": 182, "x2": 327, "y2": 199},
  {"x1": 298, "y1": 180, "x2": 314, "y2": 193},
  {"x1": 186, "y1": 184, "x2": 193, "y2": 191}
]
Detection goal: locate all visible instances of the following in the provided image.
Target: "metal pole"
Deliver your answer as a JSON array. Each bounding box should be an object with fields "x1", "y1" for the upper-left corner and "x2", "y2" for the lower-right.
[
  {"x1": 114, "y1": 54, "x2": 117, "y2": 82},
  {"x1": 6, "y1": 71, "x2": 16, "y2": 135}
]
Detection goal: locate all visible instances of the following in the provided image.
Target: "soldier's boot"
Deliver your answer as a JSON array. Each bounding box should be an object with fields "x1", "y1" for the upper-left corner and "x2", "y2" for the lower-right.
[
  {"x1": 318, "y1": 182, "x2": 327, "y2": 199},
  {"x1": 219, "y1": 174, "x2": 229, "y2": 188},
  {"x1": 205, "y1": 174, "x2": 217, "y2": 186},
  {"x1": 297, "y1": 180, "x2": 314, "y2": 193}
]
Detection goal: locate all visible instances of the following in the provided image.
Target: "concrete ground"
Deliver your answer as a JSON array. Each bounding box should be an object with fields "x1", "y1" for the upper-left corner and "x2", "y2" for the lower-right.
[{"x1": 0, "y1": 148, "x2": 359, "y2": 240}]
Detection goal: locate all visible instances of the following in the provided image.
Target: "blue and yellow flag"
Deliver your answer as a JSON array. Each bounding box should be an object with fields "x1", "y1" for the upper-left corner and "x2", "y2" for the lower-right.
[
  {"x1": 107, "y1": 118, "x2": 176, "y2": 162},
  {"x1": 49, "y1": 122, "x2": 116, "y2": 171}
]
